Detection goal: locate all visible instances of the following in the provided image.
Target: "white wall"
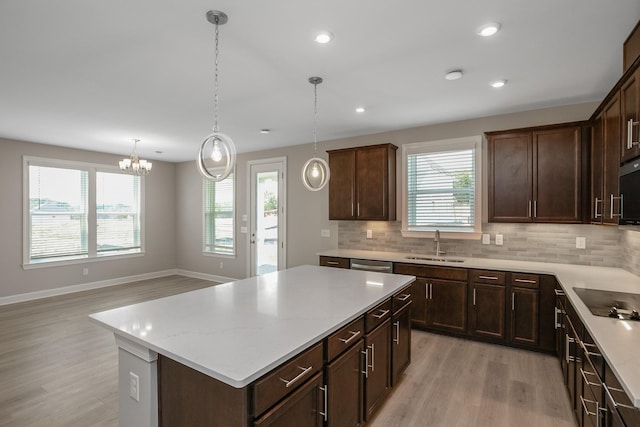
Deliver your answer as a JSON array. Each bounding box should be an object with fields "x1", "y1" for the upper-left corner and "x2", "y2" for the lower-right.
[{"x1": 0, "y1": 137, "x2": 178, "y2": 300}]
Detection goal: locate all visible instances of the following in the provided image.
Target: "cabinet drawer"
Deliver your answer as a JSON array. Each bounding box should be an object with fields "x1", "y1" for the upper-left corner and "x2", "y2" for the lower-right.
[
  {"x1": 393, "y1": 263, "x2": 468, "y2": 281},
  {"x1": 392, "y1": 285, "x2": 413, "y2": 313},
  {"x1": 253, "y1": 342, "x2": 323, "y2": 417},
  {"x1": 470, "y1": 270, "x2": 506, "y2": 285},
  {"x1": 510, "y1": 273, "x2": 539, "y2": 289},
  {"x1": 365, "y1": 299, "x2": 392, "y2": 333},
  {"x1": 327, "y1": 316, "x2": 365, "y2": 361},
  {"x1": 319, "y1": 256, "x2": 350, "y2": 269},
  {"x1": 604, "y1": 363, "x2": 640, "y2": 426}
]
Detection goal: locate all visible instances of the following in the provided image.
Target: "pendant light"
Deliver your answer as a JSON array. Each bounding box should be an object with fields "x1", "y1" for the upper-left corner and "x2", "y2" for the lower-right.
[
  {"x1": 198, "y1": 10, "x2": 236, "y2": 182},
  {"x1": 301, "y1": 76, "x2": 330, "y2": 191},
  {"x1": 119, "y1": 139, "x2": 152, "y2": 175}
]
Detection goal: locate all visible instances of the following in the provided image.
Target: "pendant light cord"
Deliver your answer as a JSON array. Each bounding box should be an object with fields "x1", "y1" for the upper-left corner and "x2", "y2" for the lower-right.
[
  {"x1": 213, "y1": 20, "x2": 220, "y2": 133},
  {"x1": 313, "y1": 81, "x2": 318, "y2": 157}
]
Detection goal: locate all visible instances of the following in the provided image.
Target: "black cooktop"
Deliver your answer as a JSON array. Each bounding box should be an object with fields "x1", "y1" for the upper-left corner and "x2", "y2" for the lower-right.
[{"x1": 572, "y1": 287, "x2": 640, "y2": 321}]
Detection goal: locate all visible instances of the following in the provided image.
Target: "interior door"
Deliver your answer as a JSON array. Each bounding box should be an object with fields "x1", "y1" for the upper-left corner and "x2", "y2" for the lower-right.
[{"x1": 249, "y1": 158, "x2": 286, "y2": 277}]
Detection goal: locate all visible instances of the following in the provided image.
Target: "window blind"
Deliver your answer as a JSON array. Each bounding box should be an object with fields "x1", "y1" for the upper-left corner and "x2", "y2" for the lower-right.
[
  {"x1": 407, "y1": 148, "x2": 475, "y2": 229},
  {"x1": 204, "y1": 173, "x2": 235, "y2": 255},
  {"x1": 96, "y1": 171, "x2": 141, "y2": 255},
  {"x1": 29, "y1": 165, "x2": 89, "y2": 262}
]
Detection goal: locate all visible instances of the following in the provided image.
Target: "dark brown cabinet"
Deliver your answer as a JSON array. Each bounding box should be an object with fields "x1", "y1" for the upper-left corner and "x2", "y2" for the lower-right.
[
  {"x1": 592, "y1": 95, "x2": 623, "y2": 223},
  {"x1": 487, "y1": 124, "x2": 585, "y2": 223},
  {"x1": 319, "y1": 256, "x2": 350, "y2": 269},
  {"x1": 469, "y1": 270, "x2": 506, "y2": 341},
  {"x1": 327, "y1": 144, "x2": 397, "y2": 221},
  {"x1": 363, "y1": 319, "x2": 391, "y2": 421},
  {"x1": 621, "y1": 67, "x2": 640, "y2": 163},
  {"x1": 325, "y1": 342, "x2": 364, "y2": 427},
  {"x1": 391, "y1": 297, "x2": 412, "y2": 387},
  {"x1": 508, "y1": 273, "x2": 540, "y2": 347}
]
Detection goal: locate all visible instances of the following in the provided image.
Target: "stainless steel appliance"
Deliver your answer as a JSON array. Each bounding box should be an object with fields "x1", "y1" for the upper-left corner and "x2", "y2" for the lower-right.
[
  {"x1": 349, "y1": 259, "x2": 393, "y2": 273},
  {"x1": 619, "y1": 157, "x2": 640, "y2": 225},
  {"x1": 573, "y1": 287, "x2": 640, "y2": 320}
]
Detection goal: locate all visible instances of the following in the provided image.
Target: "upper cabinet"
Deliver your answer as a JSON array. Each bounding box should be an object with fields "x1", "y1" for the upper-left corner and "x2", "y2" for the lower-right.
[
  {"x1": 327, "y1": 143, "x2": 397, "y2": 221},
  {"x1": 621, "y1": 66, "x2": 640, "y2": 163},
  {"x1": 487, "y1": 124, "x2": 586, "y2": 223}
]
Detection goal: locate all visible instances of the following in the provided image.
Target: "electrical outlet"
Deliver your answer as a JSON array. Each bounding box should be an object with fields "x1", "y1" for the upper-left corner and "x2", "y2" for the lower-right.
[
  {"x1": 366, "y1": 229, "x2": 373, "y2": 239},
  {"x1": 321, "y1": 229, "x2": 330, "y2": 238},
  {"x1": 495, "y1": 234, "x2": 504, "y2": 246},
  {"x1": 482, "y1": 234, "x2": 490, "y2": 245},
  {"x1": 219, "y1": 262, "x2": 224, "y2": 269},
  {"x1": 82, "y1": 267, "x2": 89, "y2": 276},
  {"x1": 129, "y1": 372, "x2": 140, "y2": 402},
  {"x1": 240, "y1": 226, "x2": 247, "y2": 233},
  {"x1": 576, "y1": 237, "x2": 586, "y2": 249}
]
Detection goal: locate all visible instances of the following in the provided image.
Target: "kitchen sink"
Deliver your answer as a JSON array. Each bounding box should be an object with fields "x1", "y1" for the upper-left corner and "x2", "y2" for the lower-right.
[
  {"x1": 405, "y1": 256, "x2": 464, "y2": 263},
  {"x1": 572, "y1": 287, "x2": 640, "y2": 321}
]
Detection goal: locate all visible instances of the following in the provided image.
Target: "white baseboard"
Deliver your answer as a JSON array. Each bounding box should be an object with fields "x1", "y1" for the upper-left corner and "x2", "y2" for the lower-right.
[{"x1": 0, "y1": 269, "x2": 241, "y2": 306}]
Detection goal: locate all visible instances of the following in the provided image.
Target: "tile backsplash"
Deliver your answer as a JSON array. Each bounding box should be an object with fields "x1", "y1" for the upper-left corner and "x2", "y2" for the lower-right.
[{"x1": 338, "y1": 221, "x2": 638, "y2": 270}]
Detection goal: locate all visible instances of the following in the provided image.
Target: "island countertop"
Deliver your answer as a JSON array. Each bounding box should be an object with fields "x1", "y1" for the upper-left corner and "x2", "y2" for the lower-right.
[{"x1": 89, "y1": 265, "x2": 415, "y2": 388}]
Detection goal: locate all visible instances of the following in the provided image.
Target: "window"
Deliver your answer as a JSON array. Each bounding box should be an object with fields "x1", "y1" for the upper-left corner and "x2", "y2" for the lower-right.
[
  {"x1": 203, "y1": 173, "x2": 235, "y2": 256},
  {"x1": 24, "y1": 157, "x2": 144, "y2": 267},
  {"x1": 402, "y1": 136, "x2": 482, "y2": 238}
]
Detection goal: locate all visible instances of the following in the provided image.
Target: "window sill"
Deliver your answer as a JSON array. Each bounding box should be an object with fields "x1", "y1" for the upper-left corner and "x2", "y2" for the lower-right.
[
  {"x1": 203, "y1": 252, "x2": 236, "y2": 260},
  {"x1": 22, "y1": 251, "x2": 145, "y2": 270}
]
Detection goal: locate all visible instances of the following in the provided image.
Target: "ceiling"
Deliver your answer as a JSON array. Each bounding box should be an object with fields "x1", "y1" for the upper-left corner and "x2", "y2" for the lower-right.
[{"x1": 1, "y1": 1, "x2": 639, "y2": 162}]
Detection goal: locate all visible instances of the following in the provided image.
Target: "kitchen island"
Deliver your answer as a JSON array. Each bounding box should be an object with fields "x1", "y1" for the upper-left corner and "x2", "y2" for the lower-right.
[{"x1": 90, "y1": 265, "x2": 415, "y2": 426}]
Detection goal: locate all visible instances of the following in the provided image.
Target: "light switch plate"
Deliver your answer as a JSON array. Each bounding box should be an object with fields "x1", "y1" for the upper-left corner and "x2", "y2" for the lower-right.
[
  {"x1": 482, "y1": 234, "x2": 490, "y2": 245},
  {"x1": 366, "y1": 229, "x2": 373, "y2": 239},
  {"x1": 240, "y1": 226, "x2": 247, "y2": 233},
  {"x1": 495, "y1": 234, "x2": 504, "y2": 246},
  {"x1": 321, "y1": 229, "x2": 330, "y2": 238},
  {"x1": 576, "y1": 236, "x2": 586, "y2": 249}
]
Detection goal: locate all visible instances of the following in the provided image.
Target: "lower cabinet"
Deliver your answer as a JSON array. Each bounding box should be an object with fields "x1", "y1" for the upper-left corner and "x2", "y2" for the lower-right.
[
  {"x1": 508, "y1": 273, "x2": 540, "y2": 347},
  {"x1": 254, "y1": 372, "x2": 324, "y2": 427},
  {"x1": 469, "y1": 270, "x2": 506, "y2": 341},
  {"x1": 391, "y1": 302, "x2": 412, "y2": 387},
  {"x1": 363, "y1": 319, "x2": 391, "y2": 421},
  {"x1": 325, "y1": 342, "x2": 364, "y2": 427}
]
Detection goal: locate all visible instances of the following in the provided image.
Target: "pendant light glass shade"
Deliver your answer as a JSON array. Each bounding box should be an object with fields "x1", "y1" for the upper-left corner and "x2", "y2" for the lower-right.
[
  {"x1": 301, "y1": 76, "x2": 330, "y2": 191},
  {"x1": 198, "y1": 10, "x2": 236, "y2": 182}
]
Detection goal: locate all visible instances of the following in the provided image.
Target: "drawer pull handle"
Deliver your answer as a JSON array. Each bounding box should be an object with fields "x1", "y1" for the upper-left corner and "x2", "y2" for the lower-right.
[
  {"x1": 580, "y1": 341, "x2": 602, "y2": 358},
  {"x1": 554, "y1": 289, "x2": 565, "y2": 296},
  {"x1": 396, "y1": 293, "x2": 411, "y2": 301},
  {"x1": 368, "y1": 343, "x2": 375, "y2": 372},
  {"x1": 326, "y1": 261, "x2": 339, "y2": 265},
  {"x1": 393, "y1": 321, "x2": 400, "y2": 345},
  {"x1": 338, "y1": 330, "x2": 361, "y2": 345},
  {"x1": 580, "y1": 396, "x2": 598, "y2": 417},
  {"x1": 604, "y1": 384, "x2": 637, "y2": 410},
  {"x1": 554, "y1": 307, "x2": 564, "y2": 329},
  {"x1": 372, "y1": 309, "x2": 390, "y2": 319},
  {"x1": 514, "y1": 278, "x2": 537, "y2": 284},
  {"x1": 478, "y1": 275, "x2": 498, "y2": 280},
  {"x1": 280, "y1": 365, "x2": 313, "y2": 388},
  {"x1": 361, "y1": 348, "x2": 369, "y2": 378},
  {"x1": 319, "y1": 385, "x2": 328, "y2": 421},
  {"x1": 580, "y1": 368, "x2": 601, "y2": 388}
]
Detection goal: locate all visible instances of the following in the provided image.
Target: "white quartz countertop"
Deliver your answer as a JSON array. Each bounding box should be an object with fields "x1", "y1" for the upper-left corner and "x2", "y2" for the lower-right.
[
  {"x1": 319, "y1": 248, "x2": 640, "y2": 407},
  {"x1": 89, "y1": 265, "x2": 415, "y2": 388}
]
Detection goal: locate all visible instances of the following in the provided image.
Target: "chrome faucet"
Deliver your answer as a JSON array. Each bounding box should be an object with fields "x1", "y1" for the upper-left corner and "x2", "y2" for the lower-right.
[{"x1": 434, "y1": 230, "x2": 444, "y2": 257}]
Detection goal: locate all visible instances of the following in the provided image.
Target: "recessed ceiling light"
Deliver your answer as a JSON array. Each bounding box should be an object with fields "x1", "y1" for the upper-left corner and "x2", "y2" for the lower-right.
[
  {"x1": 478, "y1": 23, "x2": 500, "y2": 37},
  {"x1": 314, "y1": 31, "x2": 333, "y2": 44},
  {"x1": 355, "y1": 107, "x2": 365, "y2": 113},
  {"x1": 490, "y1": 80, "x2": 506, "y2": 88},
  {"x1": 260, "y1": 129, "x2": 271, "y2": 134},
  {"x1": 445, "y1": 70, "x2": 463, "y2": 81}
]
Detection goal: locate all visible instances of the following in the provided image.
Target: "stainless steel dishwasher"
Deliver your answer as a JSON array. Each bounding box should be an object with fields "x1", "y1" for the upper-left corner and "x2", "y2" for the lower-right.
[{"x1": 349, "y1": 258, "x2": 393, "y2": 273}]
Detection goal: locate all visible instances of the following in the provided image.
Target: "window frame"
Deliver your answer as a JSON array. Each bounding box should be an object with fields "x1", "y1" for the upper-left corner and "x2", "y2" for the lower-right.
[
  {"x1": 202, "y1": 171, "x2": 236, "y2": 258},
  {"x1": 401, "y1": 136, "x2": 483, "y2": 239},
  {"x1": 22, "y1": 156, "x2": 145, "y2": 269}
]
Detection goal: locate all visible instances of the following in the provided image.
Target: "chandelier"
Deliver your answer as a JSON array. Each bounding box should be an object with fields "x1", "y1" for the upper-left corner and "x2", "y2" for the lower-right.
[
  {"x1": 119, "y1": 139, "x2": 152, "y2": 175},
  {"x1": 301, "y1": 76, "x2": 330, "y2": 191},
  {"x1": 198, "y1": 10, "x2": 236, "y2": 182}
]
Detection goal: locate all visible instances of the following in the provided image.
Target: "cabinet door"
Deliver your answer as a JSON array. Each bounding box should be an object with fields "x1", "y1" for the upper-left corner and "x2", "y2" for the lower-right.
[
  {"x1": 328, "y1": 150, "x2": 356, "y2": 220},
  {"x1": 488, "y1": 132, "x2": 533, "y2": 222},
  {"x1": 254, "y1": 373, "x2": 323, "y2": 427},
  {"x1": 426, "y1": 279, "x2": 467, "y2": 334},
  {"x1": 391, "y1": 302, "x2": 411, "y2": 387},
  {"x1": 591, "y1": 113, "x2": 605, "y2": 223},
  {"x1": 603, "y1": 94, "x2": 622, "y2": 223},
  {"x1": 410, "y1": 278, "x2": 428, "y2": 328},
  {"x1": 510, "y1": 287, "x2": 539, "y2": 347},
  {"x1": 355, "y1": 145, "x2": 391, "y2": 220},
  {"x1": 326, "y1": 342, "x2": 363, "y2": 427},
  {"x1": 469, "y1": 283, "x2": 506, "y2": 340},
  {"x1": 363, "y1": 320, "x2": 390, "y2": 421},
  {"x1": 533, "y1": 126, "x2": 583, "y2": 223},
  {"x1": 621, "y1": 68, "x2": 640, "y2": 163}
]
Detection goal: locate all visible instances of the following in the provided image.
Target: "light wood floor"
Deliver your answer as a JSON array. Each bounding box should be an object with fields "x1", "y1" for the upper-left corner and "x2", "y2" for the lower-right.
[{"x1": 0, "y1": 276, "x2": 576, "y2": 426}]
